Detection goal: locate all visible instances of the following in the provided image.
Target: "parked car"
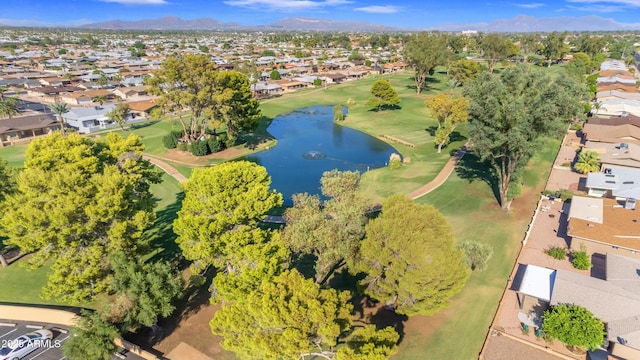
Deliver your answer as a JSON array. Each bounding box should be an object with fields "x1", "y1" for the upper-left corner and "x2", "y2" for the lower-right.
[{"x1": 0, "y1": 329, "x2": 53, "y2": 360}]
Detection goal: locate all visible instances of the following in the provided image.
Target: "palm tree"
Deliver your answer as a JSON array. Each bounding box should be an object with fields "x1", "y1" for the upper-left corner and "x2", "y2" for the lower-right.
[
  {"x1": 0, "y1": 97, "x2": 19, "y2": 119},
  {"x1": 48, "y1": 102, "x2": 71, "y2": 135},
  {"x1": 96, "y1": 73, "x2": 109, "y2": 89},
  {"x1": 574, "y1": 150, "x2": 601, "y2": 174},
  {"x1": 93, "y1": 95, "x2": 107, "y2": 106}
]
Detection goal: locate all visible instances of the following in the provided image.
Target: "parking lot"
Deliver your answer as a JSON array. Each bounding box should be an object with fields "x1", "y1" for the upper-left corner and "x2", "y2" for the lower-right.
[{"x1": 0, "y1": 320, "x2": 148, "y2": 360}]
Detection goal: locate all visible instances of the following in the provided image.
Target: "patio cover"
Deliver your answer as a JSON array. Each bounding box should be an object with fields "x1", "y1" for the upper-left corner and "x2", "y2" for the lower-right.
[{"x1": 516, "y1": 264, "x2": 556, "y2": 302}]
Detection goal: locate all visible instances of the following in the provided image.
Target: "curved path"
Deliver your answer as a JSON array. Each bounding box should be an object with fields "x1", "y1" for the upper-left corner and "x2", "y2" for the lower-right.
[
  {"x1": 143, "y1": 155, "x2": 188, "y2": 183},
  {"x1": 408, "y1": 144, "x2": 468, "y2": 200}
]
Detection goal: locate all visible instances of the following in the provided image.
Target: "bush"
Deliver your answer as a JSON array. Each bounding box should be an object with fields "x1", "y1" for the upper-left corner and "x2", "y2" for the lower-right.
[
  {"x1": 457, "y1": 240, "x2": 493, "y2": 271},
  {"x1": 313, "y1": 78, "x2": 322, "y2": 86},
  {"x1": 545, "y1": 246, "x2": 566, "y2": 260},
  {"x1": 388, "y1": 153, "x2": 402, "y2": 169},
  {"x1": 561, "y1": 162, "x2": 571, "y2": 167},
  {"x1": 571, "y1": 248, "x2": 592, "y2": 270},
  {"x1": 190, "y1": 139, "x2": 209, "y2": 156},
  {"x1": 570, "y1": 123, "x2": 583, "y2": 131},
  {"x1": 162, "y1": 134, "x2": 178, "y2": 149},
  {"x1": 177, "y1": 142, "x2": 188, "y2": 151},
  {"x1": 333, "y1": 104, "x2": 345, "y2": 121},
  {"x1": 542, "y1": 189, "x2": 574, "y2": 202},
  {"x1": 224, "y1": 135, "x2": 236, "y2": 148},
  {"x1": 208, "y1": 137, "x2": 223, "y2": 153},
  {"x1": 346, "y1": 98, "x2": 356, "y2": 107}
]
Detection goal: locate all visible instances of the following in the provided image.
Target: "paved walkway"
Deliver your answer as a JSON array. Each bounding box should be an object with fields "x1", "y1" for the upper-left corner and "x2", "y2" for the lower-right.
[
  {"x1": 143, "y1": 155, "x2": 188, "y2": 183},
  {"x1": 407, "y1": 144, "x2": 468, "y2": 200}
]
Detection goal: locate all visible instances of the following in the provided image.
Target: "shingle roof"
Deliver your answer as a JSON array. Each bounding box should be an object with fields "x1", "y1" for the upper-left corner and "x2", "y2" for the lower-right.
[{"x1": 0, "y1": 113, "x2": 58, "y2": 134}]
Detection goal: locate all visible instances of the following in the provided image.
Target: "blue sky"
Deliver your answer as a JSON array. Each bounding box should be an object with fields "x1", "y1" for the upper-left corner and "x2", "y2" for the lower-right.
[{"x1": 1, "y1": 0, "x2": 639, "y2": 28}]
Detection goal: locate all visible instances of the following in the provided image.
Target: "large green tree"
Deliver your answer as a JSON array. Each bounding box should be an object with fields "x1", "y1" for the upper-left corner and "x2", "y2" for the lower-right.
[
  {"x1": 335, "y1": 325, "x2": 399, "y2": 360},
  {"x1": 63, "y1": 310, "x2": 120, "y2": 360},
  {"x1": 366, "y1": 80, "x2": 400, "y2": 111},
  {"x1": 464, "y1": 64, "x2": 586, "y2": 210},
  {"x1": 355, "y1": 195, "x2": 469, "y2": 316},
  {"x1": 542, "y1": 304, "x2": 606, "y2": 351},
  {"x1": 104, "y1": 253, "x2": 184, "y2": 330},
  {"x1": 425, "y1": 93, "x2": 469, "y2": 153},
  {"x1": 148, "y1": 54, "x2": 260, "y2": 142},
  {"x1": 173, "y1": 161, "x2": 282, "y2": 274},
  {"x1": 479, "y1": 34, "x2": 514, "y2": 73},
  {"x1": 210, "y1": 269, "x2": 353, "y2": 360},
  {"x1": 0, "y1": 159, "x2": 16, "y2": 267},
  {"x1": 283, "y1": 170, "x2": 368, "y2": 284},
  {"x1": 106, "y1": 102, "x2": 130, "y2": 131},
  {"x1": 0, "y1": 132, "x2": 161, "y2": 303},
  {"x1": 447, "y1": 59, "x2": 482, "y2": 88},
  {"x1": 542, "y1": 31, "x2": 569, "y2": 67},
  {"x1": 403, "y1": 32, "x2": 449, "y2": 94}
]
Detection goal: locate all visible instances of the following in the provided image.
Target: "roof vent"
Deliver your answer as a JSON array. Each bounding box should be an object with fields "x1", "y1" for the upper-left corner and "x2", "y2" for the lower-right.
[
  {"x1": 625, "y1": 198, "x2": 636, "y2": 210},
  {"x1": 620, "y1": 143, "x2": 629, "y2": 150}
]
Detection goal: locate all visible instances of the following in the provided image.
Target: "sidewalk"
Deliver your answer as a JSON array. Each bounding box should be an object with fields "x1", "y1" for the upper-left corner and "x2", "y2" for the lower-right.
[{"x1": 408, "y1": 144, "x2": 468, "y2": 199}]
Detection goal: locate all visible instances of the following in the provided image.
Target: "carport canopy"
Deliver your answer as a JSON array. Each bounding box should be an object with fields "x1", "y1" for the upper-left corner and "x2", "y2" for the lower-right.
[{"x1": 516, "y1": 264, "x2": 556, "y2": 302}]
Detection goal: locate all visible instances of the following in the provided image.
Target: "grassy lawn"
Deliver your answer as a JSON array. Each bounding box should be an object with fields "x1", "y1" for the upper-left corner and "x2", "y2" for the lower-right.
[
  {"x1": 397, "y1": 138, "x2": 560, "y2": 360},
  {"x1": 0, "y1": 144, "x2": 28, "y2": 168}
]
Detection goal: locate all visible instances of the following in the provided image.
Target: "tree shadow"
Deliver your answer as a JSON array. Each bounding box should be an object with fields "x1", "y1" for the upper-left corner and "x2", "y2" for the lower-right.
[
  {"x1": 129, "y1": 120, "x2": 160, "y2": 130},
  {"x1": 367, "y1": 304, "x2": 408, "y2": 343},
  {"x1": 455, "y1": 152, "x2": 500, "y2": 204},
  {"x1": 146, "y1": 192, "x2": 184, "y2": 265},
  {"x1": 290, "y1": 252, "x2": 318, "y2": 281},
  {"x1": 124, "y1": 269, "x2": 215, "y2": 349},
  {"x1": 328, "y1": 268, "x2": 368, "y2": 320}
]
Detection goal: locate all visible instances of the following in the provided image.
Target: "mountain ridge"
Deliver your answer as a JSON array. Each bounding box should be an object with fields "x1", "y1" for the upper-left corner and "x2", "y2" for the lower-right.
[{"x1": 12, "y1": 14, "x2": 640, "y2": 32}]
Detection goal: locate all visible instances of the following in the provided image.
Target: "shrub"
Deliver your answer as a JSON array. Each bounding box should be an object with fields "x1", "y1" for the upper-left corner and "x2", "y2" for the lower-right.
[
  {"x1": 208, "y1": 137, "x2": 223, "y2": 153},
  {"x1": 162, "y1": 134, "x2": 178, "y2": 149},
  {"x1": 561, "y1": 162, "x2": 571, "y2": 167},
  {"x1": 388, "y1": 153, "x2": 402, "y2": 169},
  {"x1": 313, "y1": 78, "x2": 322, "y2": 86},
  {"x1": 543, "y1": 304, "x2": 605, "y2": 351},
  {"x1": 224, "y1": 135, "x2": 236, "y2": 148},
  {"x1": 177, "y1": 142, "x2": 188, "y2": 151},
  {"x1": 346, "y1": 98, "x2": 356, "y2": 106},
  {"x1": 571, "y1": 248, "x2": 592, "y2": 270},
  {"x1": 545, "y1": 246, "x2": 566, "y2": 260},
  {"x1": 190, "y1": 139, "x2": 209, "y2": 156},
  {"x1": 457, "y1": 240, "x2": 493, "y2": 271},
  {"x1": 570, "y1": 123, "x2": 583, "y2": 131},
  {"x1": 333, "y1": 104, "x2": 345, "y2": 121}
]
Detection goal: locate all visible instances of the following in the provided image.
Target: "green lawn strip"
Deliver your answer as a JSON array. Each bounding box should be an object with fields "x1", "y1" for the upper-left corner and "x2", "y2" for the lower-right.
[
  {"x1": 0, "y1": 144, "x2": 28, "y2": 168},
  {"x1": 401, "y1": 137, "x2": 559, "y2": 359},
  {"x1": 0, "y1": 261, "x2": 58, "y2": 305},
  {"x1": 143, "y1": 172, "x2": 183, "y2": 264}
]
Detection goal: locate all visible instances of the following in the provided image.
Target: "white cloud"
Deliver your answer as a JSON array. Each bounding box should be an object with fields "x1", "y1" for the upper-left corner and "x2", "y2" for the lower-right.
[
  {"x1": 514, "y1": 3, "x2": 545, "y2": 8},
  {"x1": 566, "y1": 0, "x2": 640, "y2": 7},
  {"x1": 100, "y1": 0, "x2": 168, "y2": 4},
  {"x1": 354, "y1": 5, "x2": 400, "y2": 13},
  {"x1": 566, "y1": 3, "x2": 627, "y2": 11},
  {"x1": 223, "y1": 0, "x2": 351, "y2": 11}
]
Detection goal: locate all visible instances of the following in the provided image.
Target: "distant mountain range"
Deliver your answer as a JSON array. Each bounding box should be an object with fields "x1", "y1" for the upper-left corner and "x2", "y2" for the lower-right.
[{"x1": 8, "y1": 14, "x2": 640, "y2": 32}]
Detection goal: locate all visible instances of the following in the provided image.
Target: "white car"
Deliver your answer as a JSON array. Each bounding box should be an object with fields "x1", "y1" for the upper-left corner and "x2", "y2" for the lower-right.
[{"x1": 0, "y1": 329, "x2": 53, "y2": 360}]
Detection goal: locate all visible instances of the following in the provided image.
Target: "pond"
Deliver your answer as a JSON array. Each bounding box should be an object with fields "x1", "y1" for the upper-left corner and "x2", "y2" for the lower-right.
[{"x1": 244, "y1": 105, "x2": 398, "y2": 204}]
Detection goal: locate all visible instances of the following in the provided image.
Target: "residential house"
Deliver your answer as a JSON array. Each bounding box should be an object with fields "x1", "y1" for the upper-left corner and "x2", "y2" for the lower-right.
[
  {"x1": 39, "y1": 77, "x2": 73, "y2": 87},
  {"x1": 320, "y1": 73, "x2": 346, "y2": 84},
  {"x1": 62, "y1": 104, "x2": 118, "y2": 133},
  {"x1": 515, "y1": 254, "x2": 640, "y2": 357},
  {"x1": 596, "y1": 84, "x2": 638, "y2": 93},
  {"x1": 596, "y1": 90, "x2": 640, "y2": 102},
  {"x1": 586, "y1": 165, "x2": 640, "y2": 199},
  {"x1": 585, "y1": 141, "x2": 640, "y2": 169},
  {"x1": 567, "y1": 195, "x2": 640, "y2": 255},
  {"x1": 600, "y1": 60, "x2": 629, "y2": 72},
  {"x1": 250, "y1": 83, "x2": 283, "y2": 98},
  {"x1": 127, "y1": 99, "x2": 157, "y2": 119},
  {"x1": 596, "y1": 75, "x2": 637, "y2": 85},
  {"x1": 113, "y1": 86, "x2": 149, "y2": 100},
  {"x1": 59, "y1": 89, "x2": 114, "y2": 106},
  {"x1": 582, "y1": 120, "x2": 640, "y2": 147},
  {"x1": 593, "y1": 99, "x2": 640, "y2": 117},
  {"x1": 275, "y1": 79, "x2": 307, "y2": 92},
  {"x1": 0, "y1": 113, "x2": 60, "y2": 145}
]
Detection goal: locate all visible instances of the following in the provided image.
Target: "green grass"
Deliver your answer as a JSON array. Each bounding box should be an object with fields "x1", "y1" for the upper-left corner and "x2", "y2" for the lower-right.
[
  {"x1": 397, "y1": 138, "x2": 559, "y2": 360},
  {"x1": 0, "y1": 144, "x2": 28, "y2": 168},
  {"x1": 0, "y1": 260, "x2": 60, "y2": 305}
]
